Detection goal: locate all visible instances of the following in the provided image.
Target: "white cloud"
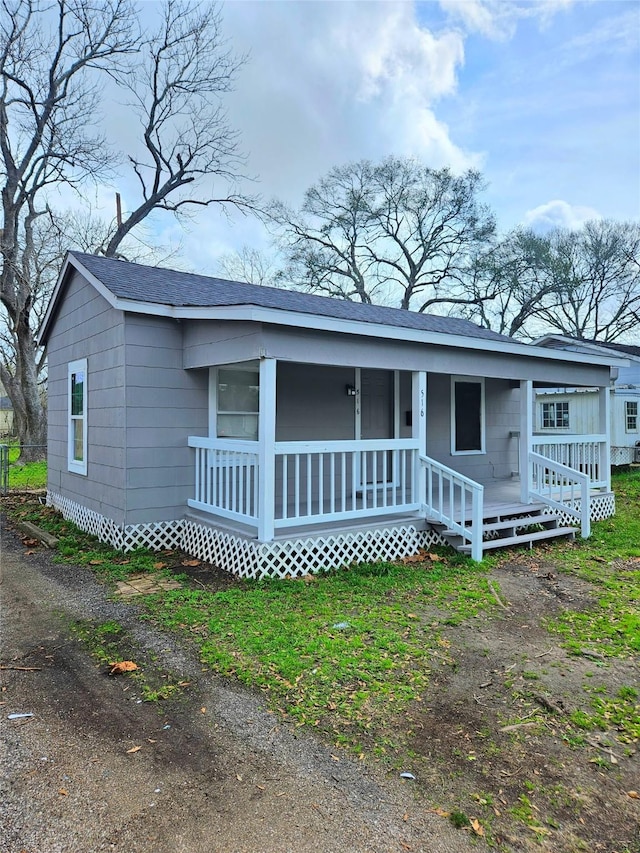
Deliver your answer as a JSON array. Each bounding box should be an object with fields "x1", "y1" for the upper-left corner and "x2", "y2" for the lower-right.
[
  {"x1": 222, "y1": 1, "x2": 474, "y2": 202},
  {"x1": 522, "y1": 199, "x2": 601, "y2": 233},
  {"x1": 438, "y1": 0, "x2": 575, "y2": 40}
]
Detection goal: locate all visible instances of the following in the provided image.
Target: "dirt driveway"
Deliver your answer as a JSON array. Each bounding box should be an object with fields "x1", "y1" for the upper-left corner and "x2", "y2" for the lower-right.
[{"x1": 0, "y1": 521, "x2": 473, "y2": 853}]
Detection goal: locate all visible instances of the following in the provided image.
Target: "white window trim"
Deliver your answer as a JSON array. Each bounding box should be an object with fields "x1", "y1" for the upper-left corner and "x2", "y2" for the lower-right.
[
  {"x1": 450, "y1": 376, "x2": 485, "y2": 456},
  {"x1": 541, "y1": 400, "x2": 570, "y2": 430},
  {"x1": 625, "y1": 400, "x2": 638, "y2": 433},
  {"x1": 68, "y1": 358, "x2": 87, "y2": 475}
]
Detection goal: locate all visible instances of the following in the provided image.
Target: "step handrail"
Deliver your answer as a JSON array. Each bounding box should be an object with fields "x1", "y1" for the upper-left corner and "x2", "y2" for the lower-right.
[
  {"x1": 528, "y1": 451, "x2": 590, "y2": 538},
  {"x1": 419, "y1": 454, "x2": 484, "y2": 562}
]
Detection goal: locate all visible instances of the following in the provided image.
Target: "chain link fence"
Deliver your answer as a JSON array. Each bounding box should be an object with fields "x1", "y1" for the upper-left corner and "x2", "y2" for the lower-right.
[{"x1": 0, "y1": 444, "x2": 47, "y2": 495}]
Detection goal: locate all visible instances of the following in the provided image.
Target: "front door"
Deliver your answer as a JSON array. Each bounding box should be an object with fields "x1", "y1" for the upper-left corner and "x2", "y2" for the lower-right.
[{"x1": 359, "y1": 369, "x2": 394, "y2": 488}]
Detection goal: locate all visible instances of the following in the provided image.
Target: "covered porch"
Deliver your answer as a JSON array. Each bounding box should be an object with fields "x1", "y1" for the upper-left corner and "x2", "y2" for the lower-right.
[{"x1": 186, "y1": 358, "x2": 613, "y2": 569}]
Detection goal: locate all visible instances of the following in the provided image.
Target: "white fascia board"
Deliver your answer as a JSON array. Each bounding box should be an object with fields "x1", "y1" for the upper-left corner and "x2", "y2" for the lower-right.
[
  {"x1": 534, "y1": 334, "x2": 640, "y2": 364},
  {"x1": 111, "y1": 297, "x2": 629, "y2": 369}
]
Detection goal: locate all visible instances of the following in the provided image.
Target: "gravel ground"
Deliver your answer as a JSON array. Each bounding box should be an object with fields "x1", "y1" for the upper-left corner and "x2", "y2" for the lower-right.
[{"x1": 0, "y1": 517, "x2": 475, "y2": 853}]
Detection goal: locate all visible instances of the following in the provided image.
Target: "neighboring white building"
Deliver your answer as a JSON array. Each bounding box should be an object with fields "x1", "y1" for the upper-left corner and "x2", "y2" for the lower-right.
[{"x1": 535, "y1": 336, "x2": 640, "y2": 466}]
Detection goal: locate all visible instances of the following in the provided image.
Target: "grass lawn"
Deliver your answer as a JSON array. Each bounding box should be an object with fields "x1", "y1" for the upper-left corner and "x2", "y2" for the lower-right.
[
  {"x1": 3, "y1": 443, "x2": 47, "y2": 490},
  {"x1": 3, "y1": 469, "x2": 639, "y2": 851}
]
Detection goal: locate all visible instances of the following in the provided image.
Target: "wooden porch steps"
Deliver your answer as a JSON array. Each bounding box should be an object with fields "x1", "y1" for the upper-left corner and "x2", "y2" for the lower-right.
[{"x1": 431, "y1": 502, "x2": 578, "y2": 557}]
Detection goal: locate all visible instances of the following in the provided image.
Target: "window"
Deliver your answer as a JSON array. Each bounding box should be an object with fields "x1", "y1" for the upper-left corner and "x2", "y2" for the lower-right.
[
  {"x1": 451, "y1": 377, "x2": 485, "y2": 454},
  {"x1": 625, "y1": 401, "x2": 638, "y2": 433},
  {"x1": 68, "y1": 359, "x2": 87, "y2": 474},
  {"x1": 541, "y1": 401, "x2": 569, "y2": 429},
  {"x1": 216, "y1": 367, "x2": 259, "y2": 440}
]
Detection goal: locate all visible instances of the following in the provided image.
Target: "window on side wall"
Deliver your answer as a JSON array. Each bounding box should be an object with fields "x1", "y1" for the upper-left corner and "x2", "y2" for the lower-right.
[
  {"x1": 625, "y1": 401, "x2": 638, "y2": 433},
  {"x1": 451, "y1": 377, "x2": 485, "y2": 454},
  {"x1": 217, "y1": 367, "x2": 259, "y2": 440},
  {"x1": 68, "y1": 359, "x2": 87, "y2": 474},
  {"x1": 541, "y1": 401, "x2": 569, "y2": 429}
]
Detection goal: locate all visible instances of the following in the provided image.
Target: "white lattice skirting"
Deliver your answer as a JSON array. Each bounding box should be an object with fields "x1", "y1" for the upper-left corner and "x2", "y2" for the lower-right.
[
  {"x1": 47, "y1": 491, "x2": 448, "y2": 579},
  {"x1": 541, "y1": 492, "x2": 616, "y2": 527},
  {"x1": 46, "y1": 491, "x2": 615, "y2": 580}
]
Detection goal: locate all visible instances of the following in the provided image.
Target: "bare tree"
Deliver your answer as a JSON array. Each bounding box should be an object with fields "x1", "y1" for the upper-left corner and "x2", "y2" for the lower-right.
[
  {"x1": 217, "y1": 245, "x2": 285, "y2": 287},
  {"x1": 534, "y1": 220, "x2": 640, "y2": 342},
  {"x1": 462, "y1": 229, "x2": 566, "y2": 339},
  {"x1": 270, "y1": 157, "x2": 496, "y2": 311},
  {"x1": 101, "y1": 0, "x2": 253, "y2": 258},
  {"x1": 0, "y1": 0, "x2": 252, "y2": 456},
  {"x1": 0, "y1": 0, "x2": 137, "y2": 456},
  {"x1": 466, "y1": 221, "x2": 640, "y2": 342}
]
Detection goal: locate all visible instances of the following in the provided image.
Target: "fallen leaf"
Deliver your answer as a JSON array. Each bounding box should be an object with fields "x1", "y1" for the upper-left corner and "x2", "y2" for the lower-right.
[
  {"x1": 470, "y1": 818, "x2": 484, "y2": 837},
  {"x1": 126, "y1": 745, "x2": 141, "y2": 754},
  {"x1": 58, "y1": 788, "x2": 68, "y2": 796},
  {"x1": 400, "y1": 553, "x2": 425, "y2": 564},
  {"x1": 200, "y1": 706, "x2": 206, "y2": 714},
  {"x1": 89, "y1": 559, "x2": 104, "y2": 565},
  {"x1": 109, "y1": 661, "x2": 138, "y2": 675},
  {"x1": 236, "y1": 774, "x2": 243, "y2": 781},
  {"x1": 153, "y1": 561, "x2": 166, "y2": 569},
  {"x1": 628, "y1": 790, "x2": 639, "y2": 799},
  {"x1": 426, "y1": 552, "x2": 442, "y2": 562},
  {"x1": 181, "y1": 559, "x2": 201, "y2": 567}
]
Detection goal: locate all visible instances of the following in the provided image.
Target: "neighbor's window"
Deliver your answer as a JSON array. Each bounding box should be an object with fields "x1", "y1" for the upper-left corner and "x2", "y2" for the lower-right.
[
  {"x1": 451, "y1": 377, "x2": 485, "y2": 454},
  {"x1": 217, "y1": 367, "x2": 259, "y2": 440},
  {"x1": 68, "y1": 359, "x2": 87, "y2": 475},
  {"x1": 625, "y1": 401, "x2": 638, "y2": 433},
  {"x1": 541, "y1": 401, "x2": 569, "y2": 429}
]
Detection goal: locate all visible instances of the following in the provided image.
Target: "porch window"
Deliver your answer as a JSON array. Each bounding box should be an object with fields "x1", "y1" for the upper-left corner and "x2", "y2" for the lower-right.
[
  {"x1": 451, "y1": 377, "x2": 485, "y2": 454},
  {"x1": 217, "y1": 367, "x2": 259, "y2": 440},
  {"x1": 68, "y1": 359, "x2": 87, "y2": 475},
  {"x1": 625, "y1": 401, "x2": 638, "y2": 433},
  {"x1": 541, "y1": 401, "x2": 569, "y2": 429}
]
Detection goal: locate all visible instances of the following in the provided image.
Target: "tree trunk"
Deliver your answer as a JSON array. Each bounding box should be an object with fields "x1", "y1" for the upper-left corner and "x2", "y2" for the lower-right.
[{"x1": 0, "y1": 319, "x2": 47, "y2": 463}]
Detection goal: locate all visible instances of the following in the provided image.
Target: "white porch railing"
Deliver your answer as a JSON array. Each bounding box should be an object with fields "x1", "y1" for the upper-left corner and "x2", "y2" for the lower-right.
[
  {"x1": 528, "y1": 451, "x2": 590, "y2": 538},
  {"x1": 274, "y1": 439, "x2": 420, "y2": 528},
  {"x1": 532, "y1": 434, "x2": 608, "y2": 490},
  {"x1": 188, "y1": 437, "x2": 260, "y2": 527},
  {"x1": 188, "y1": 436, "x2": 421, "y2": 535},
  {"x1": 420, "y1": 455, "x2": 484, "y2": 562}
]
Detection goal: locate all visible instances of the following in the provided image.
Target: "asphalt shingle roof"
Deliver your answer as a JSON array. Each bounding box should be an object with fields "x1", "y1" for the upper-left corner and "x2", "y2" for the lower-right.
[{"x1": 71, "y1": 251, "x2": 511, "y2": 344}]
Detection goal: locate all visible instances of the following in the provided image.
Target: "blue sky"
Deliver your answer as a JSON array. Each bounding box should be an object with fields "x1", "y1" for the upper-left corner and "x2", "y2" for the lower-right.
[{"x1": 106, "y1": 0, "x2": 640, "y2": 272}]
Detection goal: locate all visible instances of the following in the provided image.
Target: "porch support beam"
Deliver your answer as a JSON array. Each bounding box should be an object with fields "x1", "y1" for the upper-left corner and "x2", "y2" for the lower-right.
[
  {"x1": 599, "y1": 385, "x2": 611, "y2": 493},
  {"x1": 412, "y1": 371, "x2": 427, "y2": 502},
  {"x1": 258, "y1": 357, "x2": 277, "y2": 542},
  {"x1": 520, "y1": 380, "x2": 533, "y2": 504}
]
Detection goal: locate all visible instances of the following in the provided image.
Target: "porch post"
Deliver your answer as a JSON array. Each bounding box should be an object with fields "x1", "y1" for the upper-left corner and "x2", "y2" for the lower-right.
[
  {"x1": 412, "y1": 371, "x2": 427, "y2": 503},
  {"x1": 599, "y1": 385, "x2": 611, "y2": 492},
  {"x1": 258, "y1": 357, "x2": 277, "y2": 542},
  {"x1": 520, "y1": 380, "x2": 533, "y2": 504}
]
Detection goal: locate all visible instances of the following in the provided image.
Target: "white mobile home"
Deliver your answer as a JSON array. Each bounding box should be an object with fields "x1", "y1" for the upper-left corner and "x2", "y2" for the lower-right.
[{"x1": 535, "y1": 337, "x2": 640, "y2": 466}]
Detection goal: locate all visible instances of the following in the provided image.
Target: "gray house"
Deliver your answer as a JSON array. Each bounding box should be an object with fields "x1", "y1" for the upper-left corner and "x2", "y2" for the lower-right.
[{"x1": 38, "y1": 252, "x2": 624, "y2": 577}]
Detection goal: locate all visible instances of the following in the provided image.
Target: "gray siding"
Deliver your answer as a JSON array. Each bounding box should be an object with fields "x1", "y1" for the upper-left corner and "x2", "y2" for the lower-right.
[
  {"x1": 426, "y1": 375, "x2": 519, "y2": 482},
  {"x1": 183, "y1": 320, "x2": 264, "y2": 368},
  {"x1": 46, "y1": 270, "x2": 127, "y2": 524},
  {"x1": 257, "y1": 326, "x2": 612, "y2": 387},
  {"x1": 124, "y1": 314, "x2": 208, "y2": 524},
  {"x1": 276, "y1": 363, "x2": 356, "y2": 441}
]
